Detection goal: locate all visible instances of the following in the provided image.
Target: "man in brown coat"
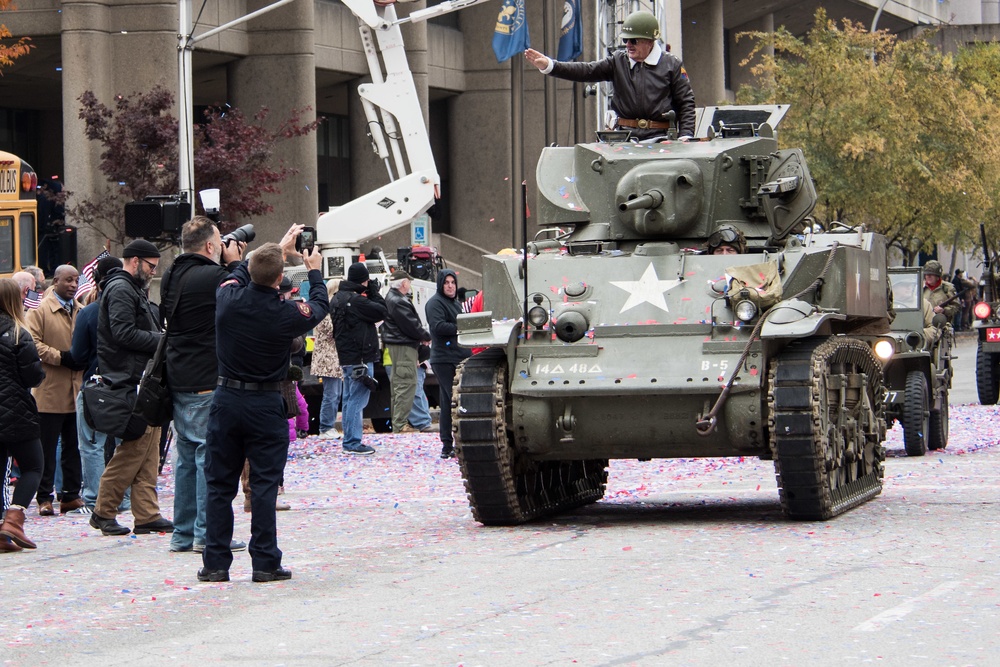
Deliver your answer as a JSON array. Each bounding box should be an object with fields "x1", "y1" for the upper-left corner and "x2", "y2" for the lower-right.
[{"x1": 25, "y1": 264, "x2": 87, "y2": 515}]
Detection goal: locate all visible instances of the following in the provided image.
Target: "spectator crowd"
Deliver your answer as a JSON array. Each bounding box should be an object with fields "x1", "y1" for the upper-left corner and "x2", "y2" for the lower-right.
[{"x1": 1, "y1": 220, "x2": 471, "y2": 583}]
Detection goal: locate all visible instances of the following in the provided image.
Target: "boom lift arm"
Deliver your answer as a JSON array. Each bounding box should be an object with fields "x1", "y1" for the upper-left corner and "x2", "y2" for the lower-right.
[{"x1": 317, "y1": 0, "x2": 492, "y2": 272}]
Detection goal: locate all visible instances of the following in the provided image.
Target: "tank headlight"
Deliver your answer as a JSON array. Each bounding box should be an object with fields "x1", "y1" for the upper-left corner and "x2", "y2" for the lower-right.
[
  {"x1": 974, "y1": 301, "x2": 992, "y2": 320},
  {"x1": 527, "y1": 305, "x2": 549, "y2": 328},
  {"x1": 874, "y1": 339, "x2": 895, "y2": 361},
  {"x1": 734, "y1": 299, "x2": 758, "y2": 323}
]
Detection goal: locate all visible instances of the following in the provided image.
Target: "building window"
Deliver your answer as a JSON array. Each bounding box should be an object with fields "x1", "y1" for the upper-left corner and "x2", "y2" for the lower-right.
[{"x1": 317, "y1": 114, "x2": 351, "y2": 213}]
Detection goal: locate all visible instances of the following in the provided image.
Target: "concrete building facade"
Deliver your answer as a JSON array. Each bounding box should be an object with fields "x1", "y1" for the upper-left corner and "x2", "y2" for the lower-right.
[{"x1": 0, "y1": 0, "x2": 994, "y2": 265}]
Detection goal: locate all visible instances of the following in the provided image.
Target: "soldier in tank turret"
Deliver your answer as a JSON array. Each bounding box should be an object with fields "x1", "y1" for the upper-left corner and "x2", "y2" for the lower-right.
[
  {"x1": 705, "y1": 224, "x2": 746, "y2": 255},
  {"x1": 524, "y1": 10, "x2": 696, "y2": 140}
]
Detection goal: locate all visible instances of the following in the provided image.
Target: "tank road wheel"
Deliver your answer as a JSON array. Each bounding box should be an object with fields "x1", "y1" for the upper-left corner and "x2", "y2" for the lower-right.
[
  {"x1": 901, "y1": 371, "x2": 929, "y2": 457},
  {"x1": 769, "y1": 338, "x2": 886, "y2": 520},
  {"x1": 976, "y1": 341, "x2": 1000, "y2": 405},
  {"x1": 928, "y1": 390, "x2": 949, "y2": 451},
  {"x1": 453, "y1": 349, "x2": 608, "y2": 526}
]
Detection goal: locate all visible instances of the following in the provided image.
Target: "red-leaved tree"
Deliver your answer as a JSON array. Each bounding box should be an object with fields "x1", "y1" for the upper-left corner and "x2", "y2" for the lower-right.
[
  {"x1": 70, "y1": 85, "x2": 320, "y2": 244},
  {"x1": 1, "y1": 0, "x2": 33, "y2": 72}
]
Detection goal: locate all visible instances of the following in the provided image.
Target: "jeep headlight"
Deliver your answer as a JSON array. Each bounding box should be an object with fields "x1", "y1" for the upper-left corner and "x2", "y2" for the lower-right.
[{"x1": 874, "y1": 339, "x2": 895, "y2": 361}]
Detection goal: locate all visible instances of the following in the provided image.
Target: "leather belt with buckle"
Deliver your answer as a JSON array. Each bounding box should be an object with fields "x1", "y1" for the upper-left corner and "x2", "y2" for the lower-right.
[
  {"x1": 617, "y1": 118, "x2": 671, "y2": 130},
  {"x1": 217, "y1": 377, "x2": 282, "y2": 392}
]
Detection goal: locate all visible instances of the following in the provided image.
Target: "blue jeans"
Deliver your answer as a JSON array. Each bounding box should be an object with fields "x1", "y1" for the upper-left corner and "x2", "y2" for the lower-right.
[
  {"x1": 76, "y1": 390, "x2": 128, "y2": 510},
  {"x1": 386, "y1": 363, "x2": 431, "y2": 429},
  {"x1": 319, "y1": 376, "x2": 343, "y2": 433},
  {"x1": 170, "y1": 390, "x2": 213, "y2": 550},
  {"x1": 341, "y1": 363, "x2": 373, "y2": 450}
]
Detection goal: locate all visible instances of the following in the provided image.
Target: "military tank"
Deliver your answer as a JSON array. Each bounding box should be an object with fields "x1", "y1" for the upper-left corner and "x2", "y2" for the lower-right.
[{"x1": 454, "y1": 105, "x2": 894, "y2": 525}]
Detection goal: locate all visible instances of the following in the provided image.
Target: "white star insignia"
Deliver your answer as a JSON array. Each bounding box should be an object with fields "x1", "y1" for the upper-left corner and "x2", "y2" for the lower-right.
[{"x1": 610, "y1": 263, "x2": 682, "y2": 314}]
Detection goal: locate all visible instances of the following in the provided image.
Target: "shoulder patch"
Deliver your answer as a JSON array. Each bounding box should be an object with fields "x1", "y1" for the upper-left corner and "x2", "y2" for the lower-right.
[
  {"x1": 220, "y1": 278, "x2": 239, "y2": 289},
  {"x1": 296, "y1": 302, "x2": 313, "y2": 317}
]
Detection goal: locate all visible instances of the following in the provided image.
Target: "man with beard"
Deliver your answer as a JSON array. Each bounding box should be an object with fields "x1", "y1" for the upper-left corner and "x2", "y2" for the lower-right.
[
  {"x1": 89, "y1": 239, "x2": 174, "y2": 537},
  {"x1": 160, "y1": 217, "x2": 244, "y2": 554}
]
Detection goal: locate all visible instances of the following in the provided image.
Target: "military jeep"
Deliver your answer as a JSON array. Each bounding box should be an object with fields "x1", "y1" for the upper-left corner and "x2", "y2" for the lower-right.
[{"x1": 882, "y1": 267, "x2": 953, "y2": 456}]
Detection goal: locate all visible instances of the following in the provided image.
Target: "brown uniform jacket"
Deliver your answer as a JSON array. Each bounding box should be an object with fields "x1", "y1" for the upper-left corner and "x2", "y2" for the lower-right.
[
  {"x1": 25, "y1": 289, "x2": 83, "y2": 413},
  {"x1": 923, "y1": 280, "x2": 959, "y2": 321}
]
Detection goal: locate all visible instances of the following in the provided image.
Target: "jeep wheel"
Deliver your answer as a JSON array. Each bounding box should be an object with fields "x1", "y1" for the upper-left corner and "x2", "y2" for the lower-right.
[{"x1": 902, "y1": 371, "x2": 929, "y2": 457}]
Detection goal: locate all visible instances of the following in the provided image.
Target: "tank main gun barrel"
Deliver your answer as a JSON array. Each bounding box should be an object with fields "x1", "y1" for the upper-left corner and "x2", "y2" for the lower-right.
[{"x1": 619, "y1": 190, "x2": 664, "y2": 212}]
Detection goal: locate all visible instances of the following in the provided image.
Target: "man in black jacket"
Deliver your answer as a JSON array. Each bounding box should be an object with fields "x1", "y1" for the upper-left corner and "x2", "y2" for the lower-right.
[
  {"x1": 382, "y1": 270, "x2": 431, "y2": 434},
  {"x1": 330, "y1": 262, "x2": 388, "y2": 455},
  {"x1": 89, "y1": 239, "x2": 174, "y2": 537},
  {"x1": 426, "y1": 269, "x2": 471, "y2": 459},
  {"x1": 159, "y1": 216, "x2": 244, "y2": 554},
  {"x1": 524, "y1": 10, "x2": 695, "y2": 140}
]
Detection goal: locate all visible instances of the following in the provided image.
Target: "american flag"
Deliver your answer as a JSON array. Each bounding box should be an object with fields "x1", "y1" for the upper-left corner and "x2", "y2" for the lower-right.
[
  {"x1": 75, "y1": 249, "x2": 112, "y2": 300},
  {"x1": 23, "y1": 290, "x2": 42, "y2": 310}
]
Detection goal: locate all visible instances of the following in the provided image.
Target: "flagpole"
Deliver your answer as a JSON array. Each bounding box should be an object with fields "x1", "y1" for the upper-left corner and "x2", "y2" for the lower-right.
[
  {"x1": 511, "y1": 57, "x2": 524, "y2": 248},
  {"x1": 543, "y1": 0, "x2": 557, "y2": 146}
]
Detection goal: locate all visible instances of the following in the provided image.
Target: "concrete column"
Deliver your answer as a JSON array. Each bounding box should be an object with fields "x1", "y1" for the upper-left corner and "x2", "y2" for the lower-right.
[
  {"x1": 662, "y1": 0, "x2": 683, "y2": 61},
  {"x1": 61, "y1": 0, "x2": 178, "y2": 258},
  {"x1": 729, "y1": 13, "x2": 774, "y2": 100},
  {"x1": 681, "y1": 0, "x2": 725, "y2": 107},
  {"x1": 228, "y1": 0, "x2": 317, "y2": 243},
  {"x1": 400, "y1": 1, "x2": 430, "y2": 129},
  {"x1": 985, "y1": 0, "x2": 1000, "y2": 24}
]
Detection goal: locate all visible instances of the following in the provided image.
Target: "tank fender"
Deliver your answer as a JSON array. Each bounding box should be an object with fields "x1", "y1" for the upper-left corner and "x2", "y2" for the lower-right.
[
  {"x1": 457, "y1": 311, "x2": 521, "y2": 349},
  {"x1": 759, "y1": 298, "x2": 846, "y2": 338}
]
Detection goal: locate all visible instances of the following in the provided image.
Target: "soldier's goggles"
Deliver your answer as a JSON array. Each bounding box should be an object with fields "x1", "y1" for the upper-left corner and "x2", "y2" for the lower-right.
[
  {"x1": 708, "y1": 228, "x2": 740, "y2": 247},
  {"x1": 622, "y1": 38, "x2": 640, "y2": 45}
]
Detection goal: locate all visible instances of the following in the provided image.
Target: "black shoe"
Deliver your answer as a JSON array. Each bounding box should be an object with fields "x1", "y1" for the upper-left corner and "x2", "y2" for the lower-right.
[
  {"x1": 197, "y1": 567, "x2": 230, "y2": 582},
  {"x1": 252, "y1": 566, "x2": 292, "y2": 583},
  {"x1": 89, "y1": 513, "x2": 131, "y2": 536},
  {"x1": 134, "y1": 517, "x2": 175, "y2": 534},
  {"x1": 440, "y1": 446, "x2": 455, "y2": 459}
]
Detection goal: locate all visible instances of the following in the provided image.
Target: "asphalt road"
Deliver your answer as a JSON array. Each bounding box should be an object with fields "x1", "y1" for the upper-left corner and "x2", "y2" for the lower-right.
[{"x1": 2, "y1": 332, "x2": 997, "y2": 666}]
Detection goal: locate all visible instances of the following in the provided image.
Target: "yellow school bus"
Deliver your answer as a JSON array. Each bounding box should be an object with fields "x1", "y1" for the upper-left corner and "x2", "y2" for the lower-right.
[{"x1": 0, "y1": 150, "x2": 38, "y2": 278}]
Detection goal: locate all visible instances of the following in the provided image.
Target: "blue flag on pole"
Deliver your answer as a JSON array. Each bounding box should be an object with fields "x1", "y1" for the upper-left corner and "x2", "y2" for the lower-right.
[
  {"x1": 493, "y1": 0, "x2": 530, "y2": 63},
  {"x1": 557, "y1": 0, "x2": 583, "y2": 61}
]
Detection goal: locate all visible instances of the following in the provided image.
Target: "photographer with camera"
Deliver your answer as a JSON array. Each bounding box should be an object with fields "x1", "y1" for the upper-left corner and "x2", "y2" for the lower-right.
[
  {"x1": 330, "y1": 262, "x2": 388, "y2": 456},
  {"x1": 198, "y1": 224, "x2": 328, "y2": 584},
  {"x1": 158, "y1": 216, "x2": 244, "y2": 555}
]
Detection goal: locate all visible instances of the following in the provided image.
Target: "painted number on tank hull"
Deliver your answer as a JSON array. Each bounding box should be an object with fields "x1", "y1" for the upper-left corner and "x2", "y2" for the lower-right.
[
  {"x1": 534, "y1": 363, "x2": 603, "y2": 374},
  {"x1": 701, "y1": 360, "x2": 729, "y2": 371}
]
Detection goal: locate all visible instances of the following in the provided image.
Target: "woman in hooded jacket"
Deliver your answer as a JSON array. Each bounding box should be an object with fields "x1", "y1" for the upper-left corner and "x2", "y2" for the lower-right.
[{"x1": 0, "y1": 278, "x2": 47, "y2": 552}]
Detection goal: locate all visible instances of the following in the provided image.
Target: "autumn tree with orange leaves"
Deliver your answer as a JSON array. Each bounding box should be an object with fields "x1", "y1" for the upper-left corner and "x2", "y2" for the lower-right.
[{"x1": 1, "y1": 0, "x2": 33, "y2": 71}]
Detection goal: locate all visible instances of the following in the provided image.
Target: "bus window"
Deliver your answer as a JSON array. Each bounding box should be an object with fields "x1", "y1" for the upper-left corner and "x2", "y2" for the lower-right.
[
  {"x1": 0, "y1": 217, "x2": 13, "y2": 274},
  {"x1": 19, "y1": 212, "x2": 36, "y2": 266}
]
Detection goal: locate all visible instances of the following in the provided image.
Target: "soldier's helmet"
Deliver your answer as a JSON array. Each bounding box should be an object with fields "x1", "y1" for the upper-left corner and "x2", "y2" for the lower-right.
[
  {"x1": 924, "y1": 260, "x2": 944, "y2": 277},
  {"x1": 706, "y1": 224, "x2": 747, "y2": 254},
  {"x1": 620, "y1": 11, "x2": 660, "y2": 42}
]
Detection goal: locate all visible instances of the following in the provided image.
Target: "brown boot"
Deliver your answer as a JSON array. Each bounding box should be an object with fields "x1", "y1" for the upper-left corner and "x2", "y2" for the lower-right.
[
  {"x1": 0, "y1": 507, "x2": 37, "y2": 549},
  {"x1": 0, "y1": 536, "x2": 23, "y2": 553}
]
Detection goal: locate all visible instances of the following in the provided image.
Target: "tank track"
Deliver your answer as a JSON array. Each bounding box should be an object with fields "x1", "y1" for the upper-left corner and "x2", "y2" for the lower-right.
[
  {"x1": 768, "y1": 337, "x2": 886, "y2": 520},
  {"x1": 454, "y1": 349, "x2": 608, "y2": 526}
]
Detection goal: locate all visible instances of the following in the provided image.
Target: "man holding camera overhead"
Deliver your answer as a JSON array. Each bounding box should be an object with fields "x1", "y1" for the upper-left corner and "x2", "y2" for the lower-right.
[
  {"x1": 330, "y1": 262, "x2": 388, "y2": 456},
  {"x1": 159, "y1": 216, "x2": 244, "y2": 555},
  {"x1": 198, "y1": 224, "x2": 328, "y2": 584}
]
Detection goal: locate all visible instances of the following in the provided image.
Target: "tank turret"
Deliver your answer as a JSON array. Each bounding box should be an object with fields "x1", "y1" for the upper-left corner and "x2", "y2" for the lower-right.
[{"x1": 454, "y1": 106, "x2": 894, "y2": 526}]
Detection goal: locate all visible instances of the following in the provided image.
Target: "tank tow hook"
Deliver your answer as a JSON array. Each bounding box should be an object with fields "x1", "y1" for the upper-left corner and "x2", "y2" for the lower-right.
[{"x1": 556, "y1": 405, "x2": 576, "y2": 443}]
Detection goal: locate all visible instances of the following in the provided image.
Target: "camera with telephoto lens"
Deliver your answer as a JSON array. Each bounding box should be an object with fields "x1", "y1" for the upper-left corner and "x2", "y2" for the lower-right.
[
  {"x1": 351, "y1": 365, "x2": 378, "y2": 392},
  {"x1": 222, "y1": 223, "x2": 255, "y2": 247}
]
